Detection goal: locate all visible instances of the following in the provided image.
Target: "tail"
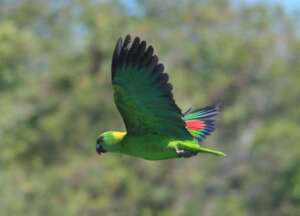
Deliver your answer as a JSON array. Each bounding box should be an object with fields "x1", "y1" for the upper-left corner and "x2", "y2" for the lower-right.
[{"x1": 182, "y1": 104, "x2": 220, "y2": 143}]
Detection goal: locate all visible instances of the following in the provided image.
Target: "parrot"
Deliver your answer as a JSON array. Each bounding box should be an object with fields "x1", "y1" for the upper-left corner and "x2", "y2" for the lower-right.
[{"x1": 96, "y1": 35, "x2": 225, "y2": 160}]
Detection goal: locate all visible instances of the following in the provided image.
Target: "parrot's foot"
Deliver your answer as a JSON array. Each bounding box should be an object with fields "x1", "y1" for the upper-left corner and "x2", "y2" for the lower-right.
[{"x1": 175, "y1": 147, "x2": 198, "y2": 158}]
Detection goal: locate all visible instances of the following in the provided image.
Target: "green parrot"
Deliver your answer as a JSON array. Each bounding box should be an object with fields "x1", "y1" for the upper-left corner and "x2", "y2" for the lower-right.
[{"x1": 96, "y1": 35, "x2": 225, "y2": 160}]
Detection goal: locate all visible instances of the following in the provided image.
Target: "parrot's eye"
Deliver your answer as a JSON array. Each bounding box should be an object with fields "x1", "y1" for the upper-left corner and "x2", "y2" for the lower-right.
[{"x1": 96, "y1": 136, "x2": 106, "y2": 154}]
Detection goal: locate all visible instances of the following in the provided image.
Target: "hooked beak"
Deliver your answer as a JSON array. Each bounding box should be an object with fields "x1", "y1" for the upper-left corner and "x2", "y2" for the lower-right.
[{"x1": 96, "y1": 143, "x2": 107, "y2": 155}]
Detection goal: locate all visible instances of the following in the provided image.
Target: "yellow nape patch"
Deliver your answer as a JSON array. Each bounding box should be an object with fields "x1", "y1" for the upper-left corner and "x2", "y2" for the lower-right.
[{"x1": 112, "y1": 131, "x2": 126, "y2": 139}]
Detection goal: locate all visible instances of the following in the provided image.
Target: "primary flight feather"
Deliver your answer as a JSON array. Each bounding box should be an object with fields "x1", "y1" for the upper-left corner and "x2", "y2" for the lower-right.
[{"x1": 96, "y1": 35, "x2": 225, "y2": 160}]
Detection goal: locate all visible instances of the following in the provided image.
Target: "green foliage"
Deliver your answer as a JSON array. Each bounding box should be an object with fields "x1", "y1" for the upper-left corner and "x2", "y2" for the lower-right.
[{"x1": 1, "y1": 0, "x2": 300, "y2": 215}]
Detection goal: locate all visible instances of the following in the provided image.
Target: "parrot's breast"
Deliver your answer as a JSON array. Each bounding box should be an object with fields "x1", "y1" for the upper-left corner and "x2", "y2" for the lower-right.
[{"x1": 119, "y1": 134, "x2": 180, "y2": 160}]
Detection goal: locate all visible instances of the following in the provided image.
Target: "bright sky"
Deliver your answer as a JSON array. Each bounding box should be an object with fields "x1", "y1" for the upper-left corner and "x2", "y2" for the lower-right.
[
  {"x1": 246, "y1": 0, "x2": 300, "y2": 11},
  {"x1": 121, "y1": 0, "x2": 300, "y2": 14}
]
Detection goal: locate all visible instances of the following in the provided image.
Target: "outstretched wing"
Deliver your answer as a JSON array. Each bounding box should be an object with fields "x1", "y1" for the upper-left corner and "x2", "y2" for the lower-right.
[{"x1": 111, "y1": 35, "x2": 191, "y2": 138}]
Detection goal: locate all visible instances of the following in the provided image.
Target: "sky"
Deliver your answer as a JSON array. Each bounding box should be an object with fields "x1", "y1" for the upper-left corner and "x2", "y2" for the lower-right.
[
  {"x1": 246, "y1": 0, "x2": 300, "y2": 12},
  {"x1": 121, "y1": 0, "x2": 300, "y2": 15}
]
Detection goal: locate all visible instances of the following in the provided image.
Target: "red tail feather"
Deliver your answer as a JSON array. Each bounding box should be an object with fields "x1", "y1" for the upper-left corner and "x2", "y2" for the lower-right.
[{"x1": 185, "y1": 120, "x2": 205, "y2": 130}]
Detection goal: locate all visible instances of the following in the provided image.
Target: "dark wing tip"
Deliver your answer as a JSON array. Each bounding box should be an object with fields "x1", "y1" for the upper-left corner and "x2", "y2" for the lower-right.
[
  {"x1": 111, "y1": 37, "x2": 123, "y2": 79},
  {"x1": 124, "y1": 34, "x2": 131, "y2": 43},
  {"x1": 112, "y1": 35, "x2": 153, "y2": 78}
]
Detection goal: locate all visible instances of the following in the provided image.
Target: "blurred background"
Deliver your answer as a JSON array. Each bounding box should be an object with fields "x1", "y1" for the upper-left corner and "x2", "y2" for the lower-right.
[{"x1": 1, "y1": 0, "x2": 300, "y2": 215}]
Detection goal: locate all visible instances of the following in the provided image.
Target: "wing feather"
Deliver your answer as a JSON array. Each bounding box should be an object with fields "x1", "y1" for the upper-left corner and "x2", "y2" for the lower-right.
[{"x1": 111, "y1": 35, "x2": 191, "y2": 138}]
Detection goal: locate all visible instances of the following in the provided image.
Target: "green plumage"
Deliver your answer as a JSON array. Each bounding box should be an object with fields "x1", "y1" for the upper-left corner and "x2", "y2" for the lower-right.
[
  {"x1": 96, "y1": 35, "x2": 225, "y2": 160},
  {"x1": 120, "y1": 134, "x2": 224, "y2": 160},
  {"x1": 113, "y1": 66, "x2": 190, "y2": 138}
]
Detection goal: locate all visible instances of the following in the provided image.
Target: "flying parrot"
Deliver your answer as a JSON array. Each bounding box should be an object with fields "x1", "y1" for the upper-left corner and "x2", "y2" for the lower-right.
[{"x1": 96, "y1": 35, "x2": 225, "y2": 160}]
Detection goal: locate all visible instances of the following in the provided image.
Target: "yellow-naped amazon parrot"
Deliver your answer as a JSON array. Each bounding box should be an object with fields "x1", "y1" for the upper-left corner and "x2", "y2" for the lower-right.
[{"x1": 96, "y1": 35, "x2": 225, "y2": 160}]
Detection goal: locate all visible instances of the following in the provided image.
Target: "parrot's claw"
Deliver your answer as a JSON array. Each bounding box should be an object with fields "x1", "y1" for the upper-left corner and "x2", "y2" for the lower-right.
[{"x1": 175, "y1": 147, "x2": 198, "y2": 158}]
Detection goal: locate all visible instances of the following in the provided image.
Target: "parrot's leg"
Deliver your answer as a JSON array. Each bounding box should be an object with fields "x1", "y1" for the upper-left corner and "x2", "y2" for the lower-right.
[{"x1": 175, "y1": 147, "x2": 198, "y2": 158}]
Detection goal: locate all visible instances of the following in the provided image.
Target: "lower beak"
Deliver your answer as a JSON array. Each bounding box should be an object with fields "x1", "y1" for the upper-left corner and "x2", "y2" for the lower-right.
[
  {"x1": 96, "y1": 145, "x2": 107, "y2": 155},
  {"x1": 96, "y1": 148, "x2": 102, "y2": 155}
]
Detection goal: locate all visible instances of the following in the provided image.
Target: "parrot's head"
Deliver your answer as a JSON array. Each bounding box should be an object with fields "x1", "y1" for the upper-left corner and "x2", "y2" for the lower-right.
[{"x1": 96, "y1": 131, "x2": 126, "y2": 154}]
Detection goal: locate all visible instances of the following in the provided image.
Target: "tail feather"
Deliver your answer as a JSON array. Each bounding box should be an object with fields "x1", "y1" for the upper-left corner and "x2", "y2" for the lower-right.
[{"x1": 183, "y1": 104, "x2": 220, "y2": 143}]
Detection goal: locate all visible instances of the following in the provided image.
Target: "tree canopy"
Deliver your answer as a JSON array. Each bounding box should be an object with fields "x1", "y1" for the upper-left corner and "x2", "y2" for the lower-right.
[{"x1": 1, "y1": 0, "x2": 300, "y2": 215}]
